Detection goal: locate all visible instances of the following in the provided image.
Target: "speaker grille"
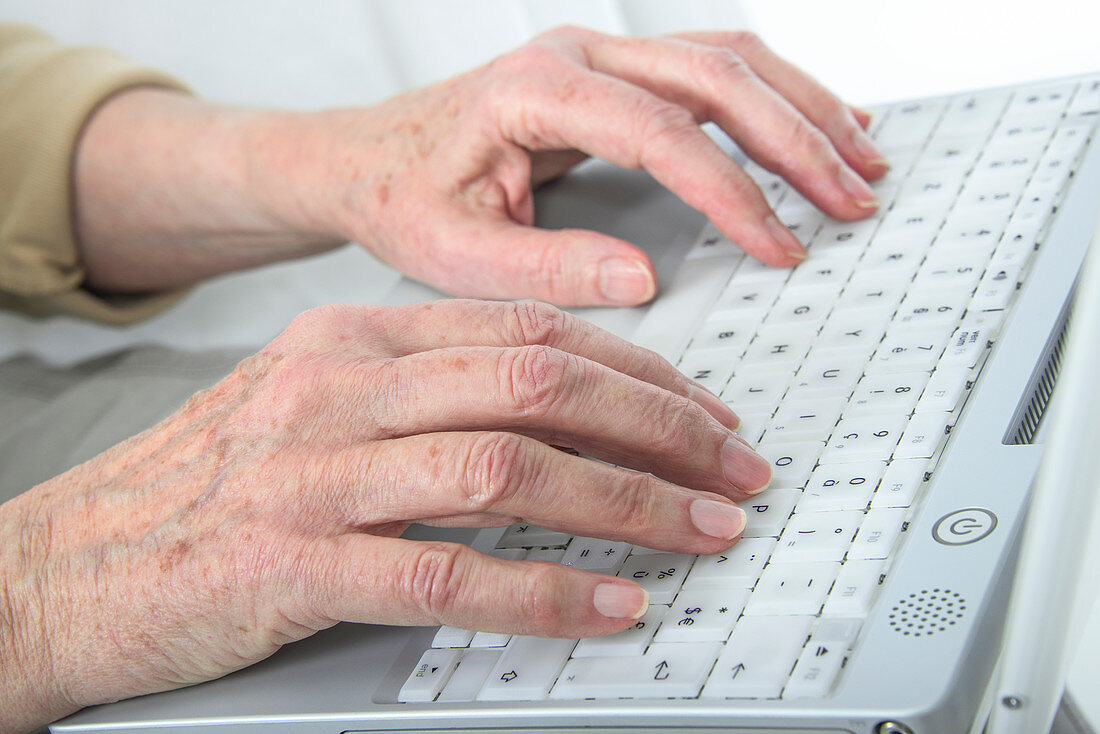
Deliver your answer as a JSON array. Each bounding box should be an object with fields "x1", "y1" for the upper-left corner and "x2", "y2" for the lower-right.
[{"x1": 888, "y1": 589, "x2": 968, "y2": 637}]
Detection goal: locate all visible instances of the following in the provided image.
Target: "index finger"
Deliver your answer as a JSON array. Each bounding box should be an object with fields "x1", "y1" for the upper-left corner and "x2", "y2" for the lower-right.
[{"x1": 498, "y1": 62, "x2": 807, "y2": 266}]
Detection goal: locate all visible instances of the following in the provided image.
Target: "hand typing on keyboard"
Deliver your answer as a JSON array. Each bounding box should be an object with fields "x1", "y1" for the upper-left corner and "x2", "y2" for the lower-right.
[
  {"x1": 73, "y1": 26, "x2": 886, "y2": 311},
  {"x1": 0, "y1": 301, "x2": 771, "y2": 731}
]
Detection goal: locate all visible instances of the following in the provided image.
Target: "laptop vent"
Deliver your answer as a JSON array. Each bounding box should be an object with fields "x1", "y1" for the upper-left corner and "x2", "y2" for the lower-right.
[
  {"x1": 1005, "y1": 306, "x2": 1071, "y2": 445},
  {"x1": 887, "y1": 589, "x2": 968, "y2": 637}
]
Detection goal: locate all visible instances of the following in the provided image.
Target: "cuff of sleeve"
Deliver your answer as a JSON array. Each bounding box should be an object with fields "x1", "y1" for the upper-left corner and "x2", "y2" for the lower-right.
[{"x1": 0, "y1": 24, "x2": 193, "y2": 324}]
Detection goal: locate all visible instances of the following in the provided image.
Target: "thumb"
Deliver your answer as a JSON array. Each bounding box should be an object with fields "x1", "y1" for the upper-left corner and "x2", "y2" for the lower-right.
[{"x1": 422, "y1": 219, "x2": 658, "y2": 307}]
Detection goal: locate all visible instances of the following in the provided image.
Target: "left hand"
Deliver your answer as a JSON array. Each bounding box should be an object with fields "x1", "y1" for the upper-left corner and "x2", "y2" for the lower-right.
[
  {"x1": 76, "y1": 26, "x2": 886, "y2": 305},
  {"x1": 244, "y1": 26, "x2": 887, "y2": 306}
]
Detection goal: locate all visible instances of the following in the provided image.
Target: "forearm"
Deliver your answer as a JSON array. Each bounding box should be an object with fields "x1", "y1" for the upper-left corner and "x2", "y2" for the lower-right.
[{"x1": 73, "y1": 88, "x2": 345, "y2": 293}]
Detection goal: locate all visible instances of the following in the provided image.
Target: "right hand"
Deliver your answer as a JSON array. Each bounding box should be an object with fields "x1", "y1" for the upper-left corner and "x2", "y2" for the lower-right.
[{"x1": 0, "y1": 300, "x2": 770, "y2": 732}]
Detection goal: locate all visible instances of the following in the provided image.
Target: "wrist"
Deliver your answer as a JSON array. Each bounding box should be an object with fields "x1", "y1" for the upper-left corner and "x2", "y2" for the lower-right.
[
  {"x1": 75, "y1": 89, "x2": 345, "y2": 293},
  {"x1": 0, "y1": 500, "x2": 76, "y2": 733}
]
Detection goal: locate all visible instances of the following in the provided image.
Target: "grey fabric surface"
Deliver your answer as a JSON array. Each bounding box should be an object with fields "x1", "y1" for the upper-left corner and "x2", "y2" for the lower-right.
[{"x1": 0, "y1": 345, "x2": 248, "y2": 504}]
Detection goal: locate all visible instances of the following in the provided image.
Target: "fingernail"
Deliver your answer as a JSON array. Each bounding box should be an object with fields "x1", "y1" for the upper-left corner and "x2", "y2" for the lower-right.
[
  {"x1": 689, "y1": 384, "x2": 740, "y2": 430},
  {"x1": 593, "y1": 582, "x2": 648, "y2": 619},
  {"x1": 689, "y1": 498, "x2": 747, "y2": 540},
  {"x1": 765, "y1": 216, "x2": 806, "y2": 260},
  {"x1": 722, "y1": 437, "x2": 772, "y2": 494},
  {"x1": 598, "y1": 257, "x2": 655, "y2": 305},
  {"x1": 839, "y1": 166, "x2": 880, "y2": 210},
  {"x1": 852, "y1": 129, "x2": 889, "y2": 171}
]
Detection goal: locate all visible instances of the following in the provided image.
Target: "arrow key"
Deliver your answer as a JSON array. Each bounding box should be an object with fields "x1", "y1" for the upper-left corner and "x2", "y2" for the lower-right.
[{"x1": 701, "y1": 616, "x2": 813, "y2": 699}]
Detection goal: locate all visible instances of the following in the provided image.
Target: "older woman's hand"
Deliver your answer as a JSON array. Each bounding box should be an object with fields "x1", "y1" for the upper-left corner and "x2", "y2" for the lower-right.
[
  {"x1": 76, "y1": 27, "x2": 885, "y2": 305},
  {"x1": 0, "y1": 301, "x2": 770, "y2": 732}
]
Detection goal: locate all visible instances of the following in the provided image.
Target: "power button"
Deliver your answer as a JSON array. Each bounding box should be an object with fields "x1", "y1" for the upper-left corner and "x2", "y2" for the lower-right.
[{"x1": 932, "y1": 508, "x2": 998, "y2": 545}]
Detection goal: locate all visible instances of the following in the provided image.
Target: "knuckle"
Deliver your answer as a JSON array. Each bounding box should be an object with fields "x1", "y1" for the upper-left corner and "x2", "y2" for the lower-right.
[
  {"x1": 603, "y1": 470, "x2": 662, "y2": 533},
  {"x1": 461, "y1": 432, "x2": 532, "y2": 511},
  {"x1": 500, "y1": 344, "x2": 573, "y2": 418},
  {"x1": 650, "y1": 395, "x2": 711, "y2": 456},
  {"x1": 727, "y1": 30, "x2": 765, "y2": 54},
  {"x1": 637, "y1": 103, "x2": 698, "y2": 165},
  {"x1": 695, "y1": 46, "x2": 752, "y2": 85},
  {"x1": 403, "y1": 542, "x2": 468, "y2": 622},
  {"x1": 507, "y1": 301, "x2": 571, "y2": 348},
  {"x1": 517, "y1": 562, "x2": 571, "y2": 634}
]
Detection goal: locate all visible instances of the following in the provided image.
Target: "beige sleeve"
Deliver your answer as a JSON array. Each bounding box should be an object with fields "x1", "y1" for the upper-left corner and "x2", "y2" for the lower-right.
[{"x1": 0, "y1": 24, "x2": 192, "y2": 324}]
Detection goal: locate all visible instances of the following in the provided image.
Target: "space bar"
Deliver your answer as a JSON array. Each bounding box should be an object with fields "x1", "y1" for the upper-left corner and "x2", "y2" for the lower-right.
[{"x1": 631, "y1": 255, "x2": 739, "y2": 361}]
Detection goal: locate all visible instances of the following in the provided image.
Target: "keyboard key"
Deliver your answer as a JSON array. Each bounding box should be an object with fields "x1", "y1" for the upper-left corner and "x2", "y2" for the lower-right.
[
  {"x1": 936, "y1": 91, "x2": 1009, "y2": 138},
  {"x1": 655, "y1": 588, "x2": 750, "y2": 643},
  {"x1": 702, "y1": 616, "x2": 813, "y2": 699},
  {"x1": 436, "y1": 649, "x2": 503, "y2": 702},
  {"x1": 893, "y1": 288, "x2": 972, "y2": 329},
  {"x1": 765, "y1": 397, "x2": 845, "y2": 442},
  {"x1": 868, "y1": 326, "x2": 951, "y2": 373},
  {"x1": 469, "y1": 631, "x2": 512, "y2": 648},
  {"x1": 942, "y1": 318, "x2": 996, "y2": 367},
  {"x1": 616, "y1": 553, "x2": 695, "y2": 604},
  {"x1": 683, "y1": 537, "x2": 777, "y2": 589},
  {"x1": 572, "y1": 604, "x2": 666, "y2": 658},
  {"x1": 850, "y1": 509, "x2": 908, "y2": 560},
  {"x1": 677, "y1": 350, "x2": 738, "y2": 394},
  {"x1": 870, "y1": 458, "x2": 930, "y2": 509},
  {"x1": 755, "y1": 440, "x2": 826, "y2": 488},
  {"x1": 478, "y1": 636, "x2": 576, "y2": 701},
  {"x1": 399, "y1": 648, "x2": 461, "y2": 703},
  {"x1": 763, "y1": 286, "x2": 837, "y2": 328},
  {"x1": 739, "y1": 489, "x2": 801, "y2": 537},
  {"x1": 847, "y1": 371, "x2": 929, "y2": 415},
  {"x1": 551, "y1": 642, "x2": 721, "y2": 700},
  {"x1": 786, "y1": 250, "x2": 860, "y2": 290},
  {"x1": 917, "y1": 366, "x2": 971, "y2": 412},
  {"x1": 496, "y1": 523, "x2": 572, "y2": 549},
  {"x1": 525, "y1": 547, "x2": 565, "y2": 563},
  {"x1": 690, "y1": 315, "x2": 757, "y2": 354},
  {"x1": 894, "y1": 411, "x2": 953, "y2": 459},
  {"x1": 744, "y1": 561, "x2": 840, "y2": 616},
  {"x1": 432, "y1": 625, "x2": 475, "y2": 649},
  {"x1": 560, "y1": 536, "x2": 631, "y2": 573},
  {"x1": 712, "y1": 280, "x2": 783, "y2": 319},
  {"x1": 787, "y1": 353, "x2": 868, "y2": 400},
  {"x1": 810, "y1": 218, "x2": 879, "y2": 257},
  {"x1": 821, "y1": 415, "x2": 908, "y2": 464},
  {"x1": 687, "y1": 226, "x2": 744, "y2": 260},
  {"x1": 823, "y1": 560, "x2": 887, "y2": 617},
  {"x1": 874, "y1": 99, "x2": 946, "y2": 148},
  {"x1": 971, "y1": 264, "x2": 1021, "y2": 311},
  {"x1": 816, "y1": 309, "x2": 892, "y2": 353},
  {"x1": 798, "y1": 460, "x2": 886, "y2": 513},
  {"x1": 772, "y1": 511, "x2": 862, "y2": 563},
  {"x1": 741, "y1": 323, "x2": 819, "y2": 370},
  {"x1": 833, "y1": 276, "x2": 908, "y2": 318},
  {"x1": 784, "y1": 631, "x2": 848, "y2": 699},
  {"x1": 722, "y1": 368, "x2": 792, "y2": 409},
  {"x1": 914, "y1": 135, "x2": 984, "y2": 172}
]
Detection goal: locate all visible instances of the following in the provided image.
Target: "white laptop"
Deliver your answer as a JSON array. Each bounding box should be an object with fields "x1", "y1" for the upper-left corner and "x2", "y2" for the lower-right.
[{"x1": 52, "y1": 73, "x2": 1100, "y2": 734}]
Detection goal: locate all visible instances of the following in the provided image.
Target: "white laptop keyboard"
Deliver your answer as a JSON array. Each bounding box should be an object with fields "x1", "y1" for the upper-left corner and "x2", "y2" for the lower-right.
[{"x1": 398, "y1": 77, "x2": 1100, "y2": 705}]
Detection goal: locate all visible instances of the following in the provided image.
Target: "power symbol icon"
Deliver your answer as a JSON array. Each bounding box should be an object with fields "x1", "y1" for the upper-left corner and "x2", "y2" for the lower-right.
[{"x1": 933, "y1": 508, "x2": 998, "y2": 545}]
